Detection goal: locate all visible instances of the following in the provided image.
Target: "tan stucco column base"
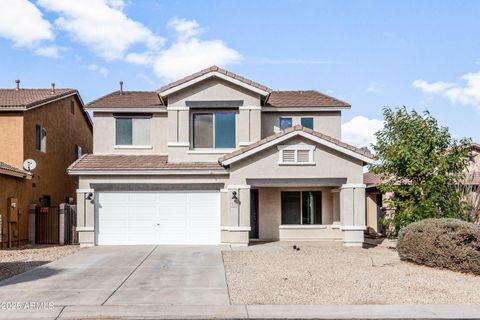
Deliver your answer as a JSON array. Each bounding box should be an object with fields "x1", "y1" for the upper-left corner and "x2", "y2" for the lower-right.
[
  {"x1": 222, "y1": 226, "x2": 251, "y2": 246},
  {"x1": 341, "y1": 226, "x2": 366, "y2": 247},
  {"x1": 77, "y1": 227, "x2": 95, "y2": 247}
]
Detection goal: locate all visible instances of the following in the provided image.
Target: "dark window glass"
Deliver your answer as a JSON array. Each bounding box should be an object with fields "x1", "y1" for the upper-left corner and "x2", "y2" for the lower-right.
[
  {"x1": 281, "y1": 192, "x2": 301, "y2": 224},
  {"x1": 193, "y1": 113, "x2": 213, "y2": 148},
  {"x1": 302, "y1": 191, "x2": 322, "y2": 224},
  {"x1": 35, "y1": 125, "x2": 41, "y2": 150},
  {"x1": 116, "y1": 118, "x2": 132, "y2": 145},
  {"x1": 280, "y1": 117, "x2": 292, "y2": 130},
  {"x1": 214, "y1": 112, "x2": 235, "y2": 148},
  {"x1": 301, "y1": 117, "x2": 314, "y2": 129}
]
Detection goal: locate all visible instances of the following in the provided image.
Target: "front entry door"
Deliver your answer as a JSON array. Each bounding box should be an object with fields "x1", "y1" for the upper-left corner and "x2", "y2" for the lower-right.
[{"x1": 249, "y1": 189, "x2": 259, "y2": 239}]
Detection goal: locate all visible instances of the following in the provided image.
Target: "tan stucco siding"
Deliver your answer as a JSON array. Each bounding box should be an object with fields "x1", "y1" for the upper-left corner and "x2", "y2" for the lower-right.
[
  {"x1": 0, "y1": 175, "x2": 29, "y2": 247},
  {"x1": 261, "y1": 111, "x2": 342, "y2": 139},
  {"x1": 93, "y1": 112, "x2": 168, "y2": 154},
  {"x1": 0, "y1": 113, "x2": 24, "y2": 168},
  {"x1": 23, "y1": 96, "x2": 93, "y2": 207},
  {"x1": 228, "y1": 137, "x2": 364, "y2": 185},
  {"x1": 167, "y1": 78, "x2": 261, "y2": 107}
]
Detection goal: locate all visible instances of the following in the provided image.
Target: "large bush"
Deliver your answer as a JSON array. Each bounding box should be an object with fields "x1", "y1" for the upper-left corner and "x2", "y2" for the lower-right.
[{"x1": 397, "y1": 218, "x2": 480, "y2": 275}]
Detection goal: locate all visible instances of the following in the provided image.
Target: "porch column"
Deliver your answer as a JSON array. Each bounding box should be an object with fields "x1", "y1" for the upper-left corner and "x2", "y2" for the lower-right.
[
  {"x1": 225, "y1": 185, "x2": 251, "y2": 246},
  {"x1": 340, "y1": 184, "x2": 366, "y2": 247},
  {"x1": 76, "y1": 188, "x2": 95, "y2": 247}
]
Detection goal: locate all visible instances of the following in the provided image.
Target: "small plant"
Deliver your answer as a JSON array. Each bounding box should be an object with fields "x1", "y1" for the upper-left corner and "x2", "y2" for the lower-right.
[{"x1": 397, "y1": 218, "x2": 480, "y2": 275}]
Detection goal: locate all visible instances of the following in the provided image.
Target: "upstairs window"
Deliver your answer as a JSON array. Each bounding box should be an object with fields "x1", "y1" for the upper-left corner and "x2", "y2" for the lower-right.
[
  {"x1": 279, "y1": 117, "x2": 292, "y2": 130},
  {"x1": 35, "y1": 125, "x2": 47, "y2": 152},
  {"x1": 301, "y1": 117, "x2": 314, "y2": 129},
  {"x1": 70, "y1": 101, "x2": 75, "y2": 114},
  {"x1": 278, "y1": 145, "x2": 315, "y2": 165},
  {"x1": 115, "y1": 116, "x2": 151, "y2": 146},
  {"x1": 193, "y1": 112, "x2": 236, "y2": 148}
]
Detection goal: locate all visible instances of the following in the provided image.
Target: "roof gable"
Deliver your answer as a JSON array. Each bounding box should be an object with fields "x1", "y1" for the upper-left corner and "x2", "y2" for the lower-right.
[
  {"x1": 220, "y1": 125, "x2": 375, "y2": 166},
  {"x1": 158, "y1": 66, "x2": 272, "y2": 97}
]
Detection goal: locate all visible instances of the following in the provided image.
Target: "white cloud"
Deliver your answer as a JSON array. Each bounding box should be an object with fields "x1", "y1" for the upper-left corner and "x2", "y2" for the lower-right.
[
  {"x1": 168, "y1": 18, "x2": 201, "y2": 40},
  {"x1": 366, "y1": 82, "x2": 385, "y2": 93},
  {"x1": 152, "y1": 18, "x2": 242, "y2": 80},
  {"x1": 87, "y1": 64, "x2": 109, "y2": 77},
  {"x1": 413, "y1": 79, "x2": 454, "y2": 93},
  {"x1": 0, "y1": 0, "x2": 53, "y2": 47},
  {"x1": 37, "y1": 0, "x2": 165, "y2": 60},
  {"x1": 35, "y1": 46, "x2": 61, "y2": 58},
  {"x1": 413, "y1": 71, "x2": 480, "y2": 109},
  {"x1": 342, "y1": 116, "x2": 384, "y2": 148}
]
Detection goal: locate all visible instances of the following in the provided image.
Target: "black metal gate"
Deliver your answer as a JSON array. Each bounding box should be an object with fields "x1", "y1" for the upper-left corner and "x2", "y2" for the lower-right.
[
  {"x1": 64, "y1": 204, "x2": 78, "y2": 244},
  {"x1": 35, "y1": 207, "x2": 59, "y2": 244}
]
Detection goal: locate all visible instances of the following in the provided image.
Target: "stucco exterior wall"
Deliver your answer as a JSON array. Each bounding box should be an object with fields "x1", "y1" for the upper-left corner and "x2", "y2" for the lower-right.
[
  {"x1": 261, "y1": 111, "x2": 342, "y2": 139},
  {"x1": 0, "y1": 113, "x2": 24, "y2": 168},
  {"x1": 229, "y1": 136, "x2": 364, "y2": 185},
  {"x1": 167, "y1": 78, "x2": 261, "y2": 107},
  {"x1": 0, "y1": 175, "x2": 29, "y2": 248},
  {"x1": 23, "y1": 96, "x2": 93, "y2": 208},
  {"x1": 93, "y1": 112, "x2": 168, "y2": 155}
]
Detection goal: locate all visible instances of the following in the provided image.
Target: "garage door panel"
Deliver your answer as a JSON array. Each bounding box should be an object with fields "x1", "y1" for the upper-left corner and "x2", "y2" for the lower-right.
[{"x1": 97, "y1": 191, "x2": 220, "y2": 245}]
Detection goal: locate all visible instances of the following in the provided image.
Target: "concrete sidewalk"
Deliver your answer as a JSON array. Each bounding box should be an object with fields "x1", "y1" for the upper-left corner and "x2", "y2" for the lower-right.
[{"x1": 1, "y1": 304, "x2": 480, "y2": 319}]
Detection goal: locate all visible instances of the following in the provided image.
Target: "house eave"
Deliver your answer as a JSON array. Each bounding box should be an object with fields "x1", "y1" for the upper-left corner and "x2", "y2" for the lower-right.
[{"x1": 68, "y1": 169, "x2": 229, "y2": 176}]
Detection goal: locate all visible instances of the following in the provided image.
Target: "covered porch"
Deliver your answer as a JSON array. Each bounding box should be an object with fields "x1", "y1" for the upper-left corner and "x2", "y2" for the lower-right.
[{"x1": 222, "y1": 178, "x2": 366, "y2": 247}]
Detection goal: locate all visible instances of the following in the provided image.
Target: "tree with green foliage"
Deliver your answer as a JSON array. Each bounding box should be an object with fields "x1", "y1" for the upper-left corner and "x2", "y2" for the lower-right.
[{"x1": 370, "y1": 107, "x2": 473, "y2": 236}]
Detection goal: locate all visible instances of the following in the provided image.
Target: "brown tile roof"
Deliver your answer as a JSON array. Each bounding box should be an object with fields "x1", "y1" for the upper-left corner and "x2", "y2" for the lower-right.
[
  {"x1": 364, "y1": 172, "x2": 383, "y2": 186},
  {"x1": 86, "y1": 91, "x2": 163, "y2": 109},
  {"x1": 0, "y1": 89, "x2": 78, "y2": 110},
  {"x1": 0, "y1": 161, "x2": 29, "y2": 178},
  {"x1": 265, "y1": 90, "x2": 350, "y2": 108},
  {"x1": 219, "y1": 125, "x2": 374, "y2": 164},
  {"x1": 158, "y1": 65, "x2": 272, "y2": 95},
  {"x1": 68, "y1": 154, "x2": 225, "y2": 172}
]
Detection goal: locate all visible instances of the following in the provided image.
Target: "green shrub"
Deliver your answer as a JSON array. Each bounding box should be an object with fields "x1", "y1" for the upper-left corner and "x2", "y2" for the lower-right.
[{"x1": 397, "y1": 218, "x2": 480, "y2": 275}]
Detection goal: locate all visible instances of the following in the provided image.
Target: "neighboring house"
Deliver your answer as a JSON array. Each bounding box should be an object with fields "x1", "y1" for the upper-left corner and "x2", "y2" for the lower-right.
[
  {"x1": 0, "y1": 82, "x2": 93, "y2": 247},
  {"x1": 68, "y1": 66, "x2": 374, "y2": 247},
  {"x1": 365, "y1": 142, "x2": 480, "y2": 235}
]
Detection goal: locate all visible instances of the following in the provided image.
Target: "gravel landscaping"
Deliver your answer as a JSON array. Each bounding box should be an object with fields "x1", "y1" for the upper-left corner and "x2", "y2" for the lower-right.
[
  {"x1": 0, "y1": 245, "x2": 81, "y2": 282},
  {"x1": 223, "y1": 243, "x2": 480, "y2": 305}
]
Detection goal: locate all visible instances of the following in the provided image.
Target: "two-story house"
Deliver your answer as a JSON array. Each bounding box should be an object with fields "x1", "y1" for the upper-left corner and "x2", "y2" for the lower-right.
[
  {"x1": 0, "y1": 82, "x2": 92, "y2": 247},
  {"x1": 69, "y1": 66, "x2": 373, "y2": 247}
]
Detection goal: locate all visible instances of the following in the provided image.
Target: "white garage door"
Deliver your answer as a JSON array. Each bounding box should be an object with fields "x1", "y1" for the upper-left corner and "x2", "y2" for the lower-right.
[{"x1": 96, "y1": 191, "x2": 220, "y2": 245}]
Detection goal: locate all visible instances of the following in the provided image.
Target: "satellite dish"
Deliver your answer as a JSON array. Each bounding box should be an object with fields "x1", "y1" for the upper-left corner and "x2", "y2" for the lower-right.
[{"x1": 23, "y1": 159, "x2": 37, "y2": 171}]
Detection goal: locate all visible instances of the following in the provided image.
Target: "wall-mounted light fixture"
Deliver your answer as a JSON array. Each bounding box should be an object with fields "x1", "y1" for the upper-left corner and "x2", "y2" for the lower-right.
[{"x1": 86, "y1": 192, "x2": 94, "y2": 200}]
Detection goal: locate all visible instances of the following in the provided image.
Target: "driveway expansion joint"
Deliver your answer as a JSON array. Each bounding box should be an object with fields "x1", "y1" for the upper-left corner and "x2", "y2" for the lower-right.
[{"x1": 100, "y1": 245, "x2": 158, "y2": 306}]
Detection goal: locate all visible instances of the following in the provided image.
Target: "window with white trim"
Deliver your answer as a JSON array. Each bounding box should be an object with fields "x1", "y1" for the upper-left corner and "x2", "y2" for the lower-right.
[
  {"x1": 115, "y1": 116, "x2": 151, "y2": 146},
  {"x1": 277, "y1": 145, "x2": 315, "y2": 165}
]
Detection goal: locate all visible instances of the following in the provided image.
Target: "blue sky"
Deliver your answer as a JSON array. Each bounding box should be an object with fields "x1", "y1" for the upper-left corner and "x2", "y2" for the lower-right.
[{"x1": 1, "y1": 0, "x2": 479, "y2": 147}]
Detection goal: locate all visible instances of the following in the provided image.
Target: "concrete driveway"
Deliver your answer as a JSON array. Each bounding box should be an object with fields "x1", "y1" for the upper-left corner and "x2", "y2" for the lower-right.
[{"x1": 0, "y1": 245, "x2": 230, "y2": 307}]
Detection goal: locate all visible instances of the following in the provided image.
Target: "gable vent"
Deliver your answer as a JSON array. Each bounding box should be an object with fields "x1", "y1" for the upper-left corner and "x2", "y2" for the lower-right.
[
  {"x1": 282, "y1": 149, "x2": 296, "y2": 163},
  {"x1": 297, "y1": 150, "x2": 310, "y2": 163}
]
